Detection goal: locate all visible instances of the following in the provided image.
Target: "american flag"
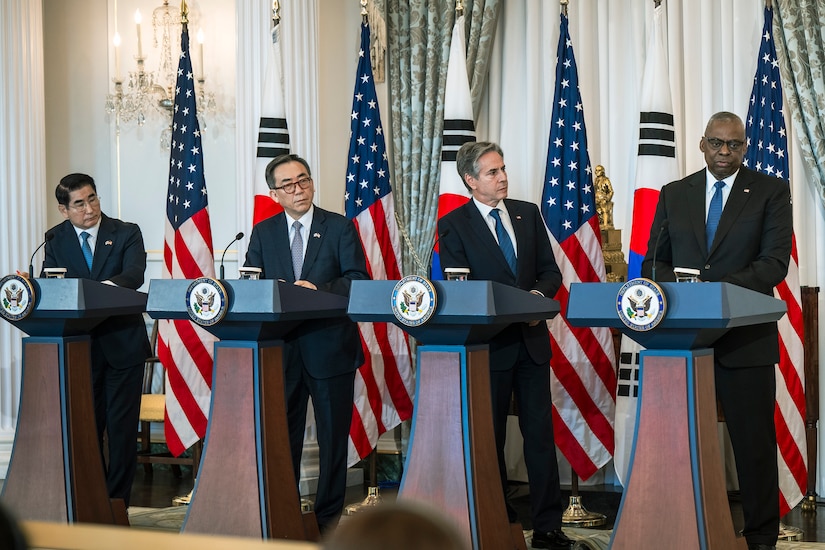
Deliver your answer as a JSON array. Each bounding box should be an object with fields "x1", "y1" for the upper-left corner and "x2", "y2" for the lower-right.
[
  {"x1": 615, "y1": 2, "x2": 680, "y2": 486},
  {"x1": 344, "y1": 21, "x2": 415, "y2": 465},
  {"x1": 253, "y1": 19, "x2": 289, "y2": 226},
  {"x1": 743, "y1": 6, "x2": 807, "y2": 515},
  {"x1": 431, "y1": 14, "x2": 474, "y2": 279},
  {"x1": 157, "y1": 24, "x2": 217, "y2": 457},
  {"x1": 542, "y1": 13, "x2": 616, "y2": 481}
]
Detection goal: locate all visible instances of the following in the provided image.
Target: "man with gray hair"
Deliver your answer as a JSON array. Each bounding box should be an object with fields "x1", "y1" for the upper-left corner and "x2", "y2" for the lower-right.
[{"x1": 437, "y1": 142, "x2": 571, "y2": 549}]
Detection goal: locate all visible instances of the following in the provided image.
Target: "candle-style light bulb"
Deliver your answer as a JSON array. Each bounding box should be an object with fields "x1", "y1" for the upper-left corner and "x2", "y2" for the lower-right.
[
  {"x1": 113, "y1": 32, "x2": 122, "y2": 78},
  {"x1": 134, "y1": 9, "x2": 143, "y2": 59},
  {"x1": 196, "y1": 28, "x2": 205, "y2": 78}
]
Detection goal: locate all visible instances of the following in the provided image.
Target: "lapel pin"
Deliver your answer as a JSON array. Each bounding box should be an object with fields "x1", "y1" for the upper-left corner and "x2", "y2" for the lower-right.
[
  {"x1": 744, "y1": 189, "x2": 750, "y2": 193},
  {"x1": 313, "y1": 233, "x2": 321, "y2": 238},
  {"x1": 516, "y1": 215, "x2": 522, "y2": 220},
  {"x1": 105, "y1": 240, "x2": 113, "y2": 245}
]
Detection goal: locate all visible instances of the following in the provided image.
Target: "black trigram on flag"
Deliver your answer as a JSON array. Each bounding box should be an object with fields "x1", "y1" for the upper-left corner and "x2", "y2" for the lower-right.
[
  {"x1": 637, "y1": 111, "x2": 675, "y2": 158},
  {"x1": 257, "y1": 117, "x2": 290, "y2": 159},
  {"x1": 616, "y1": 350, "x2": 640, "y2": 398},
  {"x1": 441, "y1": 119, "x2": 475, "y2": 162}
]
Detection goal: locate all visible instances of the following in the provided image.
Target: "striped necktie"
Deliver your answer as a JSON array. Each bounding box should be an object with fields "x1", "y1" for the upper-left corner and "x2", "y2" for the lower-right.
[
  {"x1": 706, "y1": 181, "x2": 725, "y2": 250},
  {"x1": 490, "y1": 209, "x2": 517, "y2": 275}
]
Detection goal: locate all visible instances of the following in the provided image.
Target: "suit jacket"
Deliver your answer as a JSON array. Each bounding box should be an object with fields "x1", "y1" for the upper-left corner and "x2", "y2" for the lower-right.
[
  {"x1": 244, "y1": 206, "x2": 369, "y2": 378},
  {"x1": 43, "y1": 214, "x2": 151, "y2": 368},
  {"x1": 438, "y1": 199, "x2": 562, "y2": 368},
  {"x1": 641, "y1": 166, "x2": 793, "y2": 367}
]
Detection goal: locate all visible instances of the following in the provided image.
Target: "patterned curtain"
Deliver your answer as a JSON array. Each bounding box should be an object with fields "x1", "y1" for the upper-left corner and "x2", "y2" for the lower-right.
[
  {"x1": 387, "y1": 0, "x2": 501, "y2": 275},
  {"x1": 774, "y1": 0, "x2": 825, "y2": 210}
]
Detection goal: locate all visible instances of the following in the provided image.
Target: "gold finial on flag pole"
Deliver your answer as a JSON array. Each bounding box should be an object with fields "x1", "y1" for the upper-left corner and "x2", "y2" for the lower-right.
[
  {"x1": 273, "y1": 0, "x2": 280, "y2": 23},
  {"x1": 654, "y1": 0, "x2": 662, "y2": 8},
  {"x1": 180, "y1": 0, "x2": 189, "y2": 25},
  {"x1": 361, "y1": 0, "x2": 369, "y2": 24},
  {"x1": 766, "y1": 0, "x2": 772, "y2": 8},
  {"x1": 560, "y1": 0, "x2": 569, "y2": 17},
  {"x1": 456, "y1": 0, "x2": 465, "y2": 17}
]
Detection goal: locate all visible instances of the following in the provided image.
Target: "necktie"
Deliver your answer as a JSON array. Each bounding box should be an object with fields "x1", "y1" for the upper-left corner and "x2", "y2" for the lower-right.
[
  {"x1": 291, "y1": 221, "x2": 304, "y2": 280},
  {"x1": 706, "y1": 181, "x2": 725, "y2": 251},
  {"x1": 80, "y1": 231, "x2": 93, "y2": 270},
  {"x1": 490, "y1": 209, "x2": 517, "y2": 274}
]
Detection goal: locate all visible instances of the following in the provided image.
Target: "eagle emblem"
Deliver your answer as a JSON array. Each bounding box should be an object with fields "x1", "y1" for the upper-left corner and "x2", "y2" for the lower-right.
[
  {"x1": 195, "y1": 287, "x2": 215, "y2": 313},
  {"x1": 185, "y1": 277, "x2": 228, "y2": 327},
  {"x1": 391, "y1": 275, "x2": 437, "y2": 327},
  {"x1": 402, "y1": 286, "x2": 425, "y2": 314},
  {"x1": 626, "y1": 293, "x2": 653, "y2": 320},
  {"x1": 616, "y1": 278, "x2": 666, "y2": 332},
  {"x1": 0, "y1": 274, "x2": 35, "y2": 321},
  {"x1": 4, "y1": 283, "x2": 23, "y2": 308}
]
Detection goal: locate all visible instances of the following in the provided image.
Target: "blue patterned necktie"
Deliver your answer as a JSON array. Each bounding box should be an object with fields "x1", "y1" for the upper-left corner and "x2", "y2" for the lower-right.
[
  {"x1": 80, "y1": 231, "x2": 93, "y2": 270},
  {"x1": 705, "y1": 181, "x2": 725, "y2": 251},
  {"x1": 489, "y1": 209, "x2": 517, "y2": 275},
  {"x1": 291, "y1": 221, "x2": 303, "y2": 281}
]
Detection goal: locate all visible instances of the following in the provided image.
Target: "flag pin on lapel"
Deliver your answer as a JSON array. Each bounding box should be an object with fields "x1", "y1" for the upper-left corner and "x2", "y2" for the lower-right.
[
  {"x1": 516, "y1": 215, "x2": 522, "y2": 220},
  {"x1": 105, "y1": 240, "x2": 113, "y2": 245},
  {"x1": 313, "y1": 233, "x2": 321, "y2": 238}
]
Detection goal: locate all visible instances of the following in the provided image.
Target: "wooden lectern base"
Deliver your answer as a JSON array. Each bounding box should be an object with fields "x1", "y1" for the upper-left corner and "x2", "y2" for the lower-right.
[
  {"x1": 2, "y1": 337, "x2": 114, "y2": 525},
  {"x1": 183, "y1": 341, "x2": 318, "y2": 541},
  {"x1": 399, "y1": 345, "x2": 525, "y2": 550},
  {"x1": 610, "y1": 349, "x2": 747, "y2": 550}
]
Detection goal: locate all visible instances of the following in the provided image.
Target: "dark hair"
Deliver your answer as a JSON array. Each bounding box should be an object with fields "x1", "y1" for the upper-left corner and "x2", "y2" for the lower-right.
[
  {"x1": 55, "y1": 173, "x2": 97, "y2": 206},
  {"x1": 264, "y1": 154, "x2": 312, "y2": 190},
  {"x1": 455, "y1": 141, "x2": 504, "y2": 192}
]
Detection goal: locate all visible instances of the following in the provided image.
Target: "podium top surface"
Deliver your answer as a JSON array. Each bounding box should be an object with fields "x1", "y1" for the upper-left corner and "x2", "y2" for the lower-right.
[
  {"x1": 31, "y1": 278, "x2": 147, "y2": 318},
  {"x1": 146, "y1": 278, "x2": 348, "y2": 322},
  {"x1": 567, "y1": 281, "x2": 786, "y2": 330},
  {"x1": 348, "y1": 280, "x2": 560, "y2": 325}
]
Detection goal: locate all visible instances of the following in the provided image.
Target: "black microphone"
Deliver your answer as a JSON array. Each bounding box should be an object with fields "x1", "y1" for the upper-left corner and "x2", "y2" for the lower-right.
[
  {"x1": 651, "y1": 219, "x2": 669, "y2": 282},
  {"x1": 429, "y1": 228, "x2": 451, "y2": 278},
  {"x1": 219, "y1": 232, "x2": 244, "y2": 279},
  {"x1": 29, "y1": 232, "x2": 54, "y2": 277}
]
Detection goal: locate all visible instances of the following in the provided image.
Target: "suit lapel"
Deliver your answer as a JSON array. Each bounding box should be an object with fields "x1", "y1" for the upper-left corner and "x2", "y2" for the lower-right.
[
  {"x1": 272, "y1": 214, "x2": 294, "y2": 281},
  {"x1": 302, "y1": 209, "x2": 326, "y2": 280},
  {"x1": 92, "y1": 215, "x2": 116, "y2": 279},
  {"x1": 687, "y1": 171, "x2": 710, "y2": 255}
]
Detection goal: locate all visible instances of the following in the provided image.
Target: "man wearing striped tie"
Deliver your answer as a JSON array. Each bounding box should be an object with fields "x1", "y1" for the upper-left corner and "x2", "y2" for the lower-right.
[
  {"x1": 244, "y1": 154, "x2": 369, "y2": 533},
  {"x1": 41, "y1": 173, "x2": 151, "y2": 507},
  {"x1": 642, "y1": 112, "x2": 793, "y2": 550}
]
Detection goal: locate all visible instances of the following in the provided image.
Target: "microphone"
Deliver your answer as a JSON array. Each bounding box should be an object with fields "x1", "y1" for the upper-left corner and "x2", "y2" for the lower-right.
[
  {"x1": 219, "y1": 232, "x2": 244, "y2": 279},
  {"x1": 651, "y1": 219, "x2": 669, "y2": 282},
  {"x1": 29, "y1": 232, "x2": 54, "y2": 277},
  {"x1": 429, "y1": 228, "x2": 450, "y2": 278}
]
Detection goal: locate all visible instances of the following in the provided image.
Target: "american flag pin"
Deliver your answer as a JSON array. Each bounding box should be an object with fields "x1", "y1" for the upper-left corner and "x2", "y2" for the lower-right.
[
  {"x1": 516, "y1": 216, "x2": 522, "y2": 220},
  {"x1": 105, "y1": 240, "x2": 113, "y2": 245},
  {"x1": 744, "y1": 189, "x2": 750, "y2": 193},
  {"x1": 313, "y1": 233, "x2": 321, "y2": 238}
]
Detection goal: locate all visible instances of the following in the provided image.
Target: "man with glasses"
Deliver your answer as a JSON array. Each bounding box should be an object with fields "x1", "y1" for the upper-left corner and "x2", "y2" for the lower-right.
[
  {"x1": 244, "y1": 154, "x2": 369, "y2": 533},
  {"x1": 41, "y1": 172, "x2": 151, "y2": 508},
  {"x1": 642, "y1": 112, "x2": 793, "y2": 550}
]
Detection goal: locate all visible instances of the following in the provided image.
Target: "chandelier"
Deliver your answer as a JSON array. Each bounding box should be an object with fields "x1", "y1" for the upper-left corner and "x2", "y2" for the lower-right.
[{"x1": 104, "y1": 1, "x2": 216, "y2": 147}]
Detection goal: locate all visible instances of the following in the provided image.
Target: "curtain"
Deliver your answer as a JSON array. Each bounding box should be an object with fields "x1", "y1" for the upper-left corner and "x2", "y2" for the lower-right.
[
  {"x1": 775, "y1": 0, "x2": 825, "y2": 211},
  {"x1": 387, "y1": 0, "x2": 500, "y2": 275}
]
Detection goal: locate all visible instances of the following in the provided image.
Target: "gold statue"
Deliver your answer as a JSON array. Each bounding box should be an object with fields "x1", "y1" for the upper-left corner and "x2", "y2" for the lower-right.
[{"x1": 594, "y1": 165, "x2": 614, "y2": 230}]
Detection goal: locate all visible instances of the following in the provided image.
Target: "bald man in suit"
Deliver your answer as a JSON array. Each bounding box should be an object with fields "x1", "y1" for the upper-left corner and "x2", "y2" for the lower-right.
[
  {"x1": 438, "y1": 142, "x2": 570, "y2": 549},
  {"x1": 642, "y1": 112, "x2": 792, "y2": 550},
  {"x1": 42, "y1": 173, "x2": 151, "y2": 507}
]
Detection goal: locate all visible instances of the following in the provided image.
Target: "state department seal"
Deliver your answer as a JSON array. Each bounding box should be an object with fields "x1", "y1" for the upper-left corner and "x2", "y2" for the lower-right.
[
  {"x1": 0, "y1": 274, "x2": 35, "y2": 322},
  {"x1": 186, "y1": 277, "x2": 228, "y2": 327},
  {"x1": 616, "y1": 278, "x2": 667, "y2": 332},
  {"x1": 391, "y1": 275, "x2": 436, "y2": 327}
]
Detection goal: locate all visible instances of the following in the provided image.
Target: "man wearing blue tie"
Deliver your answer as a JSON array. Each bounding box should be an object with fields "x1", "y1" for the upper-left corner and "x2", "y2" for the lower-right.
[
  {"x1": 642, "y1": 112, "x2": 793, "y2": 550},
  {"x1": 39, "y1": 173, "x2": 151, "y2": 507},
  {"x1": 437, "y1": 142, "x2": 570, "y2": 549}
]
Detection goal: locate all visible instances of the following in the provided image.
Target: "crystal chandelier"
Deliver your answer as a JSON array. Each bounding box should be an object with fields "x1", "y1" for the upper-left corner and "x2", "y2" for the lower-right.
[{"x1": 105, "y1": 1, "x2": 216, "y2": 148}]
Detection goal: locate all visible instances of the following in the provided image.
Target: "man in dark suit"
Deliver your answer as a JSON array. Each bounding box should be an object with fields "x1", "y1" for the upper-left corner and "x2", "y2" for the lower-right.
[
  {"x1": 438, "y1": 142, "x2": 571, "y2": 549},
  {"x1": 642, "y1": 112, "x2": 793, "y2": 550},
  {"x1": 41, "y1": 173, "x2": 151, "y2": 507},
  {"x1": 244, "y1": 154, "x2": 369, "y2": 532}
]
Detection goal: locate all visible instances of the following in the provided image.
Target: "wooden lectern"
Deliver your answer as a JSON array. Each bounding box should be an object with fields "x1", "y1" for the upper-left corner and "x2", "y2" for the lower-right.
[
  {"x1": 567, "y1": 281, "x2": 787, "y2": 550},
  {"x1": 348, "y1": 280, "x2": 560, "y2": 550},
  {"x1": 1, "y1": 278, "x2": 148, "y2": 525},
  {"x1": 147, "y1": 279, "x2": 349, "y2": 541}
]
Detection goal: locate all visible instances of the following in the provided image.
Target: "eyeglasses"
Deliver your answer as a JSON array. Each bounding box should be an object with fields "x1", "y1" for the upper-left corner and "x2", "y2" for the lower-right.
[
  {"x1": 66, "y1": 195, "x2": 100, "y2": 211},
  {"x1": 703, "y1": 136, "x2": 745, "y2": 152},
  {"x1": 274, "y1": 176, "x2": 312, "y2": 194}
]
